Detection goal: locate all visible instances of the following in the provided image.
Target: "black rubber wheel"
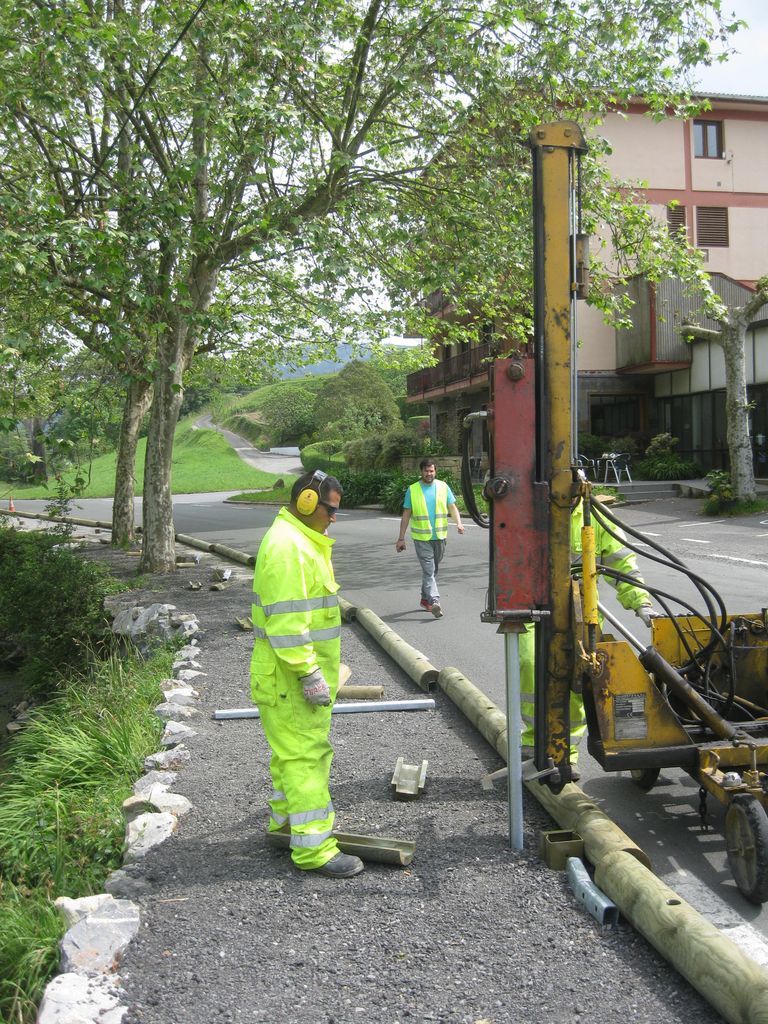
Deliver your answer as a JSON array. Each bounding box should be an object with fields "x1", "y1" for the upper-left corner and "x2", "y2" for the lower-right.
[
  {"x1": 725, "y1": 794, "x2": 768, "y2": 904},
  {"x1": 630, "y1": 767, "x2": 660, "y2": 791}
]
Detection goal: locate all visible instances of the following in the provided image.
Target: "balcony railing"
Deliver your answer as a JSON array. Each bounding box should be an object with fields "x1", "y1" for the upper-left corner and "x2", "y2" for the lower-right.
[{"x1": 407, "y1": 343, "x2": 495, "y2": 397}]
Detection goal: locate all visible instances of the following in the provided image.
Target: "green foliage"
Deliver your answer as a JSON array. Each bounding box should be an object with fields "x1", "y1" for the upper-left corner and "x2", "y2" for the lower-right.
[
  {"x1": 0, "y1": 881, "x2": 62, "y2": 1024},
  {"x1": 381, "y1": 472, "x2": 409, "y2": 514},
  {"x1": 0, "y1": 426, "x2": 34, "y2": 484},
  {"x1": 578, "y1": 434, "x2": 607, "y2": 460},
  {"x1": 0, "y1": 418, "x2": 288, "y2": 499},
  {"x1": 300, "y1": 442, "x2": 346, "y2": 474},
  {"x1": 0, "y1": 530, "x2": 118, "y2": 691},
  {"x1": 335, "y1": 470, "x2": 395, "y2": 508},
  {"x1": 376, "y1": 426, "x2": 417, "y2": 469},
  {"x1": 314, "y1": 362, "x2": 400, "y2": 440},
  {"x1": 0, "y1": 647, "x2": 169, "y2": 1023},
  {"x1": 222, "y1": 379, "x2": 328, "y2": 449},
  {"x1": 344, "y1": 434, "x2": 385, "y2": 471},
  {"x1": 0, "y1": 0, "x2": 739, "y2": 567},
  {"x1": 703, "y1": 469, "x2": 734, "y2": 513},
  {"x1": 258, "y1": 382, "x2": 320, "y2": 445},
  {"x1": 635, "y1": 432, "x2": 701, "y2": 481}
]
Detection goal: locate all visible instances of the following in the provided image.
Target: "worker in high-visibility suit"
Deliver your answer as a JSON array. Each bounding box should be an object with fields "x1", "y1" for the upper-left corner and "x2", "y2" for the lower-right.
[
  {"x1": 251, "y1": 469, "x2": 363, "y2": 878},
  {"x1": 520, "y1": 497, "x2": 657, "y2": 777}
]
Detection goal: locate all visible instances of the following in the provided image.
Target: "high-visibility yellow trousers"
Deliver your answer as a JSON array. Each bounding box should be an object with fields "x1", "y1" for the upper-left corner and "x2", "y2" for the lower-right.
[
  {"x1": 519, "y1": 623, "x2": 586, "y2": 763},
  {"x1": 258, "y1": 694, "x2": 339, "y2": 870}
]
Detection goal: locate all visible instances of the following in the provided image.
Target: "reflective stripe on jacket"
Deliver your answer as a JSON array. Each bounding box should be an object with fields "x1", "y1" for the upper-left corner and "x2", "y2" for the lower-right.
[
  {"x1": 408, "y1": 480, "x2": 449, "y2": 541},
  {"x1": 250, "y1": 507, "x2": 341, "y2": 704}
]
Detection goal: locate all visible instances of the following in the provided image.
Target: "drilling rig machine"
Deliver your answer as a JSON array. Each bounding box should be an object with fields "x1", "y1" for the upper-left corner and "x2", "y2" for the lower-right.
[{"x1": 461, "y1": 121, "x2": 768, "y2": 903}]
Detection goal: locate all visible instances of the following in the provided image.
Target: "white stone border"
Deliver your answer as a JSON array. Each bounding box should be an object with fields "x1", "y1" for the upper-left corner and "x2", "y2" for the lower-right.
[{"x1": 36, "y1": 621, "x2": 204, "y2": 1023}]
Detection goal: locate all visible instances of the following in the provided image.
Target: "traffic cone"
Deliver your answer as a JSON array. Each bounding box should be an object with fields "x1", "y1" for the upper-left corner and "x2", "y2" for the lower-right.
[{"x1": 8, "y1": 496, "x2": 15, "y2": 512}]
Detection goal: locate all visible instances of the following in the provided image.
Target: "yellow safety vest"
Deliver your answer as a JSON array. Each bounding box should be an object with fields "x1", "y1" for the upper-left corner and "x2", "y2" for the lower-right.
[
  {"x1": 250, "y1": 508, "x2": 341, "y2": 706},
  {"x1": 408, "y1": 480, "x2": 449, "y2": 541}
]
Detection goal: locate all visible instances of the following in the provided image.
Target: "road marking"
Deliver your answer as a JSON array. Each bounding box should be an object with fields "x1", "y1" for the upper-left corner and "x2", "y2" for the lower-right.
[
  {"x1": 758, "y1": 533, "x2": 768, "y2": 539},
  {"x1": 682, "y1": 538, "x2": 710, "y2": 544},
  {"x1": 639, "y1": 531, "x2": 661, "y2": 537},
  {"x1": 709, "y1": 553, "x2": 768, "y2": 567},
  {"x1": 677, "y1": 520, "x2": 724, "y2": 528}
]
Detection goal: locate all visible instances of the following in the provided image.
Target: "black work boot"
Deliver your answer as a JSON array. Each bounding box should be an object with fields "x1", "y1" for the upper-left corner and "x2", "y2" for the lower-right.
[{"x1": 314, "y1": 852, "x2": 364, "y2": 878}]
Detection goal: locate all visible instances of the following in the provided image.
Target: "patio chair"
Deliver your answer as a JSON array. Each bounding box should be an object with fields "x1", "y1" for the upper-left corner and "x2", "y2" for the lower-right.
[
  {"x1": 575, "y1": 453, "x2": 596, "y2": 479},
  {"x1": 601, "y1": 453, "x2": 633, "y2": 485}
]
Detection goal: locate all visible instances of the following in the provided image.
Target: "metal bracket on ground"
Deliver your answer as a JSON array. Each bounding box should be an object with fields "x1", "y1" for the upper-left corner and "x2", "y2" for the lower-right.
[
  {"x1": 266, "y1": 826, "x2": 415, "y2": 866},
  {"x1": 391, "y1": 757, "x2": 428, "y2": 800},
  {"x1": 567, "y1": 856, "x2": 619, "y2": 927},
  {"x1": 481, "y1": 758, "x2": 559, "y2": 791}
]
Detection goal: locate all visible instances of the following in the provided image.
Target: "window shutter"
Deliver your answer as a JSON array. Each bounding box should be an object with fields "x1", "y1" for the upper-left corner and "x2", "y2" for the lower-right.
[
  {"x1": 696, "y1": 207, "x2": 729, "y2": 247},
  {"x1": 667, "y1": 205, "x2": 687, "y2": 236}
]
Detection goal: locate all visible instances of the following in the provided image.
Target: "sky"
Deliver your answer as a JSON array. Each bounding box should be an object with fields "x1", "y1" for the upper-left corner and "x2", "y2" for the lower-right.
[{"x1": 694, "y1": 0, "x2": 768, "y2": 97}]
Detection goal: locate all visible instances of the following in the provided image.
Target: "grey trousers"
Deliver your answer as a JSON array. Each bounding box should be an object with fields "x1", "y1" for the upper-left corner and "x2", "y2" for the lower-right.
[{"x1": 413, "y1": 539, "x2": 446, "y2": 604}]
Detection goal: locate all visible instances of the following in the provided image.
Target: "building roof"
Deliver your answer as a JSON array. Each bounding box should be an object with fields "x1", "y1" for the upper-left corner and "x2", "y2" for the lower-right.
[{"x1": 691, "y1": 92, "x2": 768, "y2": 105}]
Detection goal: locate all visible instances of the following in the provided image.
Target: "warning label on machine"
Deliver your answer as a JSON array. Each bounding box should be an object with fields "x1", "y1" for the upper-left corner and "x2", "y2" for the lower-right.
[{"x1": 613, "y1": 692, "x2": 648, "y2": 740}]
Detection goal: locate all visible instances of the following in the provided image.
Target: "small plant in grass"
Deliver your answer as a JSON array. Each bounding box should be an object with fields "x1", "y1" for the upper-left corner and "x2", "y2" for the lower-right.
[{"x1": 703, "y1": 469, "x2": 768, "y2": 516}]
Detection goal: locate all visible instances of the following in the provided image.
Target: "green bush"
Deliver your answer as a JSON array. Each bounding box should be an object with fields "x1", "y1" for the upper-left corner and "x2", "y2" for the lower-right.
[
  {"x1": 344, "y1": 435, "x2": 385, "y2": 471},
  {"x1": 381, "y1": 472, "x2": 409, "y2": 514},
  {"x1": 375, "y1": 426, "x2": 416, "y2": 468},
  {"x1": 300, "y1": 441, "x2": 345, "y2": 473},
  {"x1": 0, "y1": 530, "x2": 120, "y2": 692},
  {"x1": 577, "y1": 433, "x2": 605, "y2": 460},
  {"x1": 335, "y1": 469, "x2": 394, "y2": 507},
  {"x1": 703, "y1": 469, "x2": 734, "y2": 513},
  {"x1": 635, "y1": 433, "x2": 701, "y2": 481}
]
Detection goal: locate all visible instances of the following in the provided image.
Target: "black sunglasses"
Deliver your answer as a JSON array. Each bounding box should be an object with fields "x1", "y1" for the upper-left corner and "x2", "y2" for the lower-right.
[{"x1": 318, "y1": 500, "x2": 338, "y2": 516}]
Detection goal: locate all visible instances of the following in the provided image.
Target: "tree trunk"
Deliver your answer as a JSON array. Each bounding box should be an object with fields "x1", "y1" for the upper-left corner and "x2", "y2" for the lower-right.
[
  {"x1": 139, "y1": 324, "x2": 187, "y2": 574},
  {"x1": 112, "y1": 377, "x2": 152, "y2": 546},
  {"x1": 29, "y1": 417, "x2": 47, "y2": 480},
  {"x1": 721, "y1": 318, "x2": 756, "y2": 502}
]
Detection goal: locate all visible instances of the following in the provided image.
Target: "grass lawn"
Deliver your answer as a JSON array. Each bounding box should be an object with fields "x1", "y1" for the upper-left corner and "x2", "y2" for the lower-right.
[{"x1": 0, "y1": 419, "x2": 296, "y2": 500}]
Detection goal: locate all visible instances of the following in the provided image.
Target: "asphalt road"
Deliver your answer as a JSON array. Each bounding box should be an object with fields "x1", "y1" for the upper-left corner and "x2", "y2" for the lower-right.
[{"x1": 10, "y1": 488, "x2": 768, "y2": 961}]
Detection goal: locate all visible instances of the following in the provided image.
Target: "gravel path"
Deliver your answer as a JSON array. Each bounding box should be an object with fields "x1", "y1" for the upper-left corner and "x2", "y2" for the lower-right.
[{"x1": 79, "y1": 540, "x2": 725, "y2": 1024}]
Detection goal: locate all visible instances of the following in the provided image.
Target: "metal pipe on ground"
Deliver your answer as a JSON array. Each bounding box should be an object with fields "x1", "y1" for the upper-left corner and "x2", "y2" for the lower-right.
[
  {"x1": 213, "y1": 699, "x2": 435, "y2": 720},
  {"x1": 353, "y1": 607, "x2": 438, "y2": 692}
]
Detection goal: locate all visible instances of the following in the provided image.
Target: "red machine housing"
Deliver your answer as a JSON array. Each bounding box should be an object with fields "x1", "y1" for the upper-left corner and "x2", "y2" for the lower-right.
[{"x1": 486, "y1": 357, "x2": 549, "y2": 618}]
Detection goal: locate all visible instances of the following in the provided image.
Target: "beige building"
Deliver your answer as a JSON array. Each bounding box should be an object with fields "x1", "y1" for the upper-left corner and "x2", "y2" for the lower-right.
[
  {"x1": 578, "y1": 96, "x2": 768, "y2": 468},
  {"x1": 408, "y1": 94, "x2": 768, "y2": 472}
]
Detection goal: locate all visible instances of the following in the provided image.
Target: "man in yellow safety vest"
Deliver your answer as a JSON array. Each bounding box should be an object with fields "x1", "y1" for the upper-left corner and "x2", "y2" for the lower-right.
[
  {"x1": 394, "y1": 457, "x2": 464, "y2": 618},
  {"x1": 251, "y1": 469, "x2": 363, "y2": 878}
]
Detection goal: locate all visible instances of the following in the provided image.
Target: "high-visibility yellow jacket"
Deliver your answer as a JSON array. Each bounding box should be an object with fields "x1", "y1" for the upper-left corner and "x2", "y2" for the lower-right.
[
  {"x1": 408, "y1": 480, "x2": 449, "y2": 541},
  {"x1": 250, "y1": 508, "x2": 341, "y2": 706},
  {"x1": 569, "y1": 501, "x2": 649, "y2": 611}
]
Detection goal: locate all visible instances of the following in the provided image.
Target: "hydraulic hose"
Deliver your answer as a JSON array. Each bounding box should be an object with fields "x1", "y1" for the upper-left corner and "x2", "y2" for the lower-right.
[
  {"x1": 460, "y1": 412, "x2": 489, "y2": 529},
  {"x1": 589, "y1": 499, "x2": 728, "y2": 672}
]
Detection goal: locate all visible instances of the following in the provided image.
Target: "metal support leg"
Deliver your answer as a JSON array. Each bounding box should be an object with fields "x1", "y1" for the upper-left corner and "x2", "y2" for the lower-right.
[{"x1": 504, "y1": 631, "x2": 524, "y2": 850}]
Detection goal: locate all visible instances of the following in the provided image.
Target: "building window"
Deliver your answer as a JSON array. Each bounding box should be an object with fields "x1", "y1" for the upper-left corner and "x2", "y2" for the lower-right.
[
  {"x1": 693, "y1": 119, "x2": 724, "y2": 159},
  {"x1": 696, "y1": 206, "x2": 729, "y2": 248},
  {"x1": 667, "y1": 205, "x2": 687, "y2": 236}
]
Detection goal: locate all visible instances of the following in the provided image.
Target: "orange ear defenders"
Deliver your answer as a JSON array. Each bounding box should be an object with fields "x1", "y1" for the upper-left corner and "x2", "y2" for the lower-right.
[{"x1": 296, "y1": 470, "x2": 328, "y2": 516}]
